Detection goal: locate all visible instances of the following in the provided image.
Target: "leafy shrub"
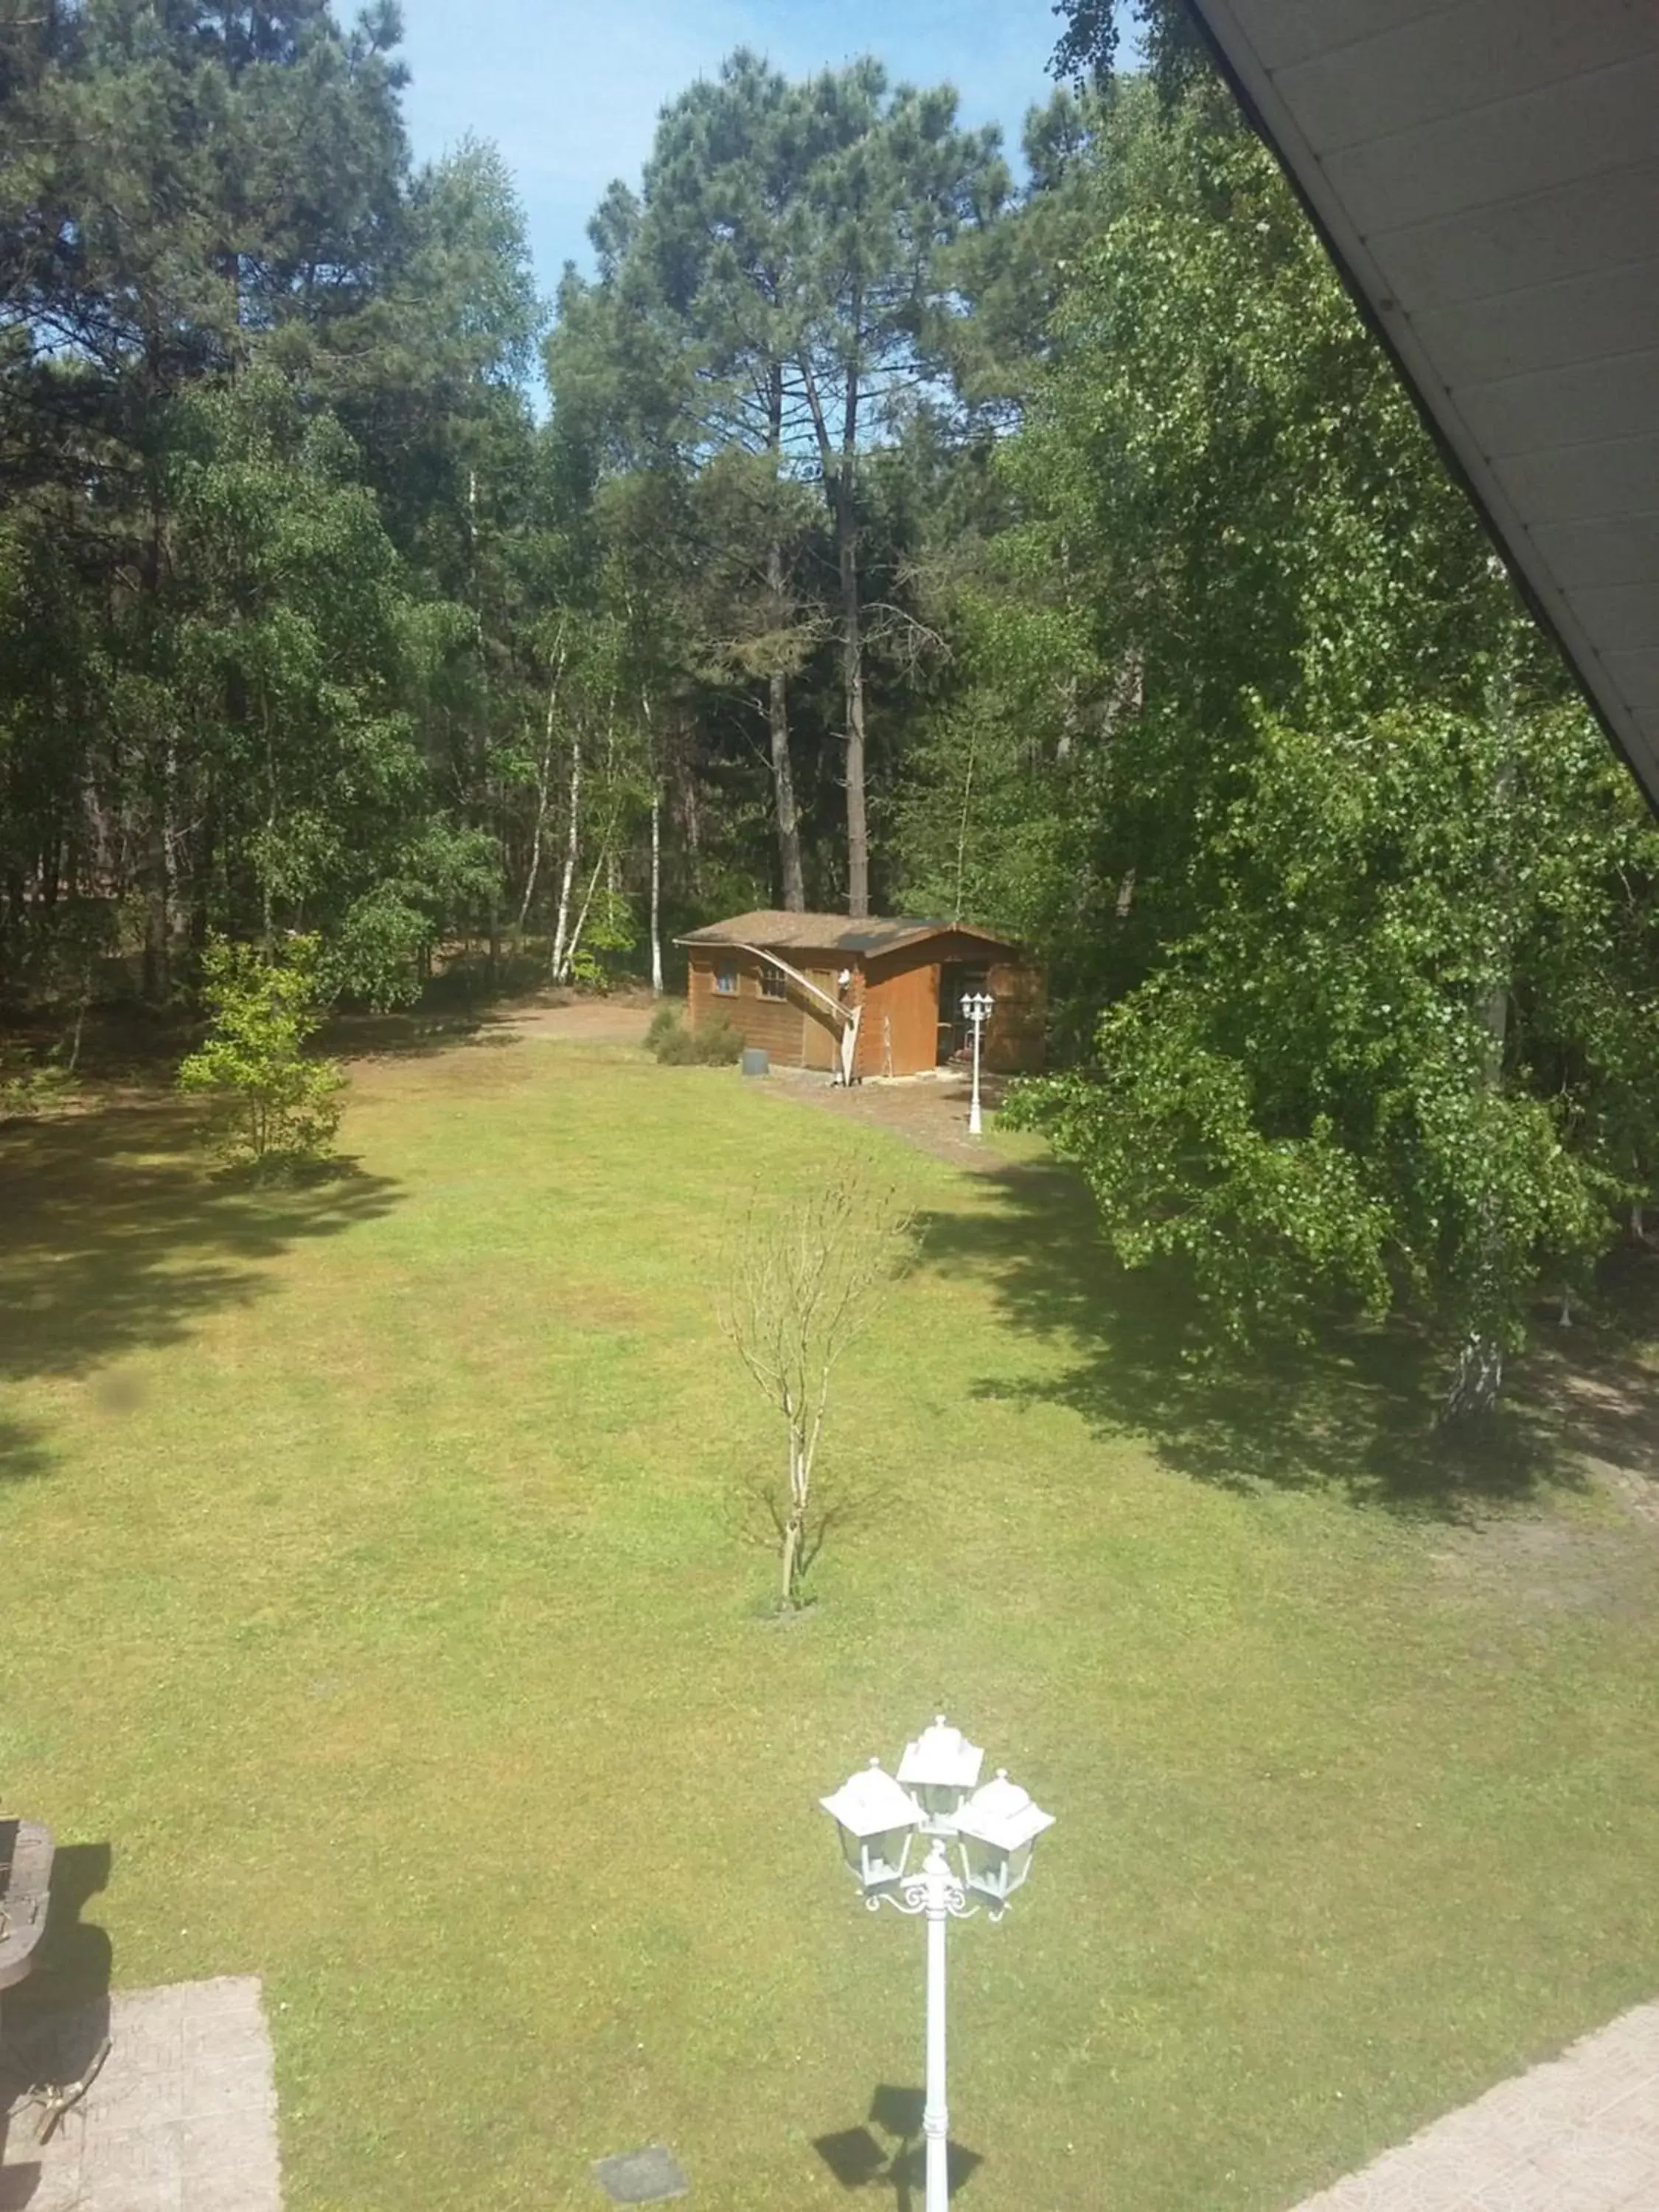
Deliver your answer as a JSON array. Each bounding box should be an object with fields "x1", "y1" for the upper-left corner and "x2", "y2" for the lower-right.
[
  {"x1": 644, "y1": 1004, "x2": 684, "y2": 1056},
  {"x1": 178, "y1": 935, "x2": 345, "y2": 1171},
  {"x1": 0, "y1": 1055, "x2": 78, "y2": 1121},
  {"x1": 327, "y1": 887, "x2": 431, "y2": 1011},
  {"x1": 567, "y1": 887, "x2": 639, "y2": 990},
  {"x1": 645, "y1": 1005, "x2": 742, "y2": 1066},
  {"x1": 695, "y1": 1015, "x2": 743, "y2": 1065}
]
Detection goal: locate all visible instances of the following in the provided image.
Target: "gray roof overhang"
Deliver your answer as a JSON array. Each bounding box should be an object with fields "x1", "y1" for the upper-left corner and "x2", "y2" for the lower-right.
[{"x1": 1179, "y1": 0, "x2": 1659, "y2": 807}]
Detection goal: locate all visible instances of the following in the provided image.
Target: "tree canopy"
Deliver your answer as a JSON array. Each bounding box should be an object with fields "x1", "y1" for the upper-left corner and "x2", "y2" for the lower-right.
[{"x1": 4, "y1": 1, "x2": 1658, "y2": 1406}]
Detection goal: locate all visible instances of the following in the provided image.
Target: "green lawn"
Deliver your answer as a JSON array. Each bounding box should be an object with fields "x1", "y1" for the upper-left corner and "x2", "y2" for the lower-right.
[{"x1": 4, "y1": 1032, "x2": 1659, "y2": 2211}]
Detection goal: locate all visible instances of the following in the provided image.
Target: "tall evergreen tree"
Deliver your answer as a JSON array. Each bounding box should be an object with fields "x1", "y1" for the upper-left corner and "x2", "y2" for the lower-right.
[{"x1": 555, "y1": 49, "x2": 1008, "y2": 914}]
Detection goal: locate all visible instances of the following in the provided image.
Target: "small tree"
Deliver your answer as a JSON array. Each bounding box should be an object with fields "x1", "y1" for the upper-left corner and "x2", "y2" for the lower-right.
[
  {"x1": 721, "y1": 1163, "x2": 914, "y2": 1610},
  {"x1": 178, "y1": 936, "x2": 345, "y2": 1171}
]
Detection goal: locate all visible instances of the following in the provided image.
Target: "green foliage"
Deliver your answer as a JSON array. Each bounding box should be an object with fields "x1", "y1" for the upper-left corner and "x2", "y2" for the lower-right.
[
  {"x1": 1052, "y1": 0, "x2": 1214, "y2": 100},
  {"x1": 0, "y1": 1054, "x2": 79, "y2": 1122},
  {"x1": 1010, "y1": 701, "x2": 1653, "y2": 1355},
  {"x1": 177, "y1": 936, "x2": 345, "y2": 1170},
  {"x1": 6, "y1": 0, "x2": 1659, "y2": 1418},
  {"x1": 566, "y1": 884, "x2": 638, "y2": 990},
  {"x1": 0, "y1": 0, "x2": 528, "y2": 1009},
  {"x1": 551, "y1": 48, "x2": 1009, "y2": 912},
  {"x1": 643, "y1": 1004, "x2": 683, "y2": 1054},
  {"x1": 936, "y1": 77, "x2": 1659, "y2": 1397},
  {"x1": 695, "y1": 1015, "x2": 744, "y2": 1066},
  {"x1": 645, "y1": 1006, "x2": 742, "y2": 1066}
]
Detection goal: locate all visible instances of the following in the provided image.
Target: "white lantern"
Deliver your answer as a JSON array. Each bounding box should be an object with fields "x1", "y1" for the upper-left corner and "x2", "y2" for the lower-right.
[
  {"x1": 897, "y1": 1716, "x2": 984, "y2": 1826},
  {"x1": 951, "y1": 1769, "x2": 1054, "y2": 1908},
  {"x1": 821, "y1": 1761, "x2": 923, "y2": 1893}
]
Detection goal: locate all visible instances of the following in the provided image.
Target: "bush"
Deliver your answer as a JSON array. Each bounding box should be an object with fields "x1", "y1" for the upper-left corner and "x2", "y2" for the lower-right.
[
  {"x1": 644, "y1": 1003, "x2": 684, "y2": 1056},
  {"x1": 695, "y1": 1016, "x2": 743, "y2": 1065},
  {"x1": 0, "y1": 1054, "x2": 78, "y2": 1121},
  {"x1": 566, "y1": 886, "x2": 639, "y2": 991},
  {"x1": 645, "y1": 1005, "x2": 742, "y2": 1066},
  {"x1": 178, "y1": 935, "x2": 345, "y2": 1172}
]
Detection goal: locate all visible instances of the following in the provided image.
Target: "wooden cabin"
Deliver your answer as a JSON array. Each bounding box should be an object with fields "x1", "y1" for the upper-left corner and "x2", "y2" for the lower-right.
[{"x1": 676, "y1": 912, "x2": 1045, "y2": 1079}]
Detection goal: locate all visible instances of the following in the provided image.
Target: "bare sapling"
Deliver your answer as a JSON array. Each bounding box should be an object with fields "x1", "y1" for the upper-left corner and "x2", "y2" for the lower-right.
[{"x1": 721, "y1": 1161, "x2": 914, "y2": 1610}]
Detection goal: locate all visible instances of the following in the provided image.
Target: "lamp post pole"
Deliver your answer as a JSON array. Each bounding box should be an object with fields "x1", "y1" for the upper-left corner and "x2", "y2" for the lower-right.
[
  {"x1": 920, "y1": 1843, "x2": 955, "y2": 2212},
  {"x1": 961, "y1": 992, "x2": 994, "y2": 1138},
  {"x1": 821, "y1": 1719, "x2": 1053, "y2": 2212},
  {"x1": 880, "y1": 1841, "x2": 975, "y2": 2212}
]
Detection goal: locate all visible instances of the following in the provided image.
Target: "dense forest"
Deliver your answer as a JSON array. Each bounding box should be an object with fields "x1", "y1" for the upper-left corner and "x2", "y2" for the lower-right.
[{"x1": 4, "y1": 0, "x2": 1659, "y2": 1400}]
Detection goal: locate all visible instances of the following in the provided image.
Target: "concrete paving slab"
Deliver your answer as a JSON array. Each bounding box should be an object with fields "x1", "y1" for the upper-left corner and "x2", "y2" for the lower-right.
[
  {"x1": 591, "y1": 2143, "x2": 689, "y2": 2203},
  {"x1": 1287, "y1": 2000, "x2": 1659, "y2": 2212},
  {"x1": 1, "y1": 1975, "x2": 280, "y2": 2212}
]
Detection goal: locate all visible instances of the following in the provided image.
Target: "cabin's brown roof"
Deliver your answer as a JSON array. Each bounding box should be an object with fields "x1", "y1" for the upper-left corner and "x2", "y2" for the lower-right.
[{"x1": 675, "y1": 911, "x2": 1023, "y2": 957}]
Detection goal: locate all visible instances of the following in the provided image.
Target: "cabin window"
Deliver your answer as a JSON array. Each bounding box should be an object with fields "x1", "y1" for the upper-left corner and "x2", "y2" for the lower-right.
[
  {"x1": 714, "y1": 961, "x2": 738, "y2": 995},
  {"x1": 759, "y1": 961, "x2": 787, "y2": 1000}
]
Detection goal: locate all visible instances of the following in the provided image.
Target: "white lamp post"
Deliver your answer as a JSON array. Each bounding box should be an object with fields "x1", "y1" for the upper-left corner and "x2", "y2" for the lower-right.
[
  {"x1": 960, "y1": 991, "x2": 994, "y2": 1137},
  {"x1": 821, "y1": 1717, "x2": 1054, "y2": 2212}
]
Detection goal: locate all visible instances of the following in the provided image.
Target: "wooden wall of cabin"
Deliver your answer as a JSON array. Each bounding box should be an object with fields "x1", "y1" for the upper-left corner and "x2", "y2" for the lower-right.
[
  {"x1": 686, "y1": 936, "x2": 1043, "y2": 1075},
  {"x1": 686, "y1": 951, "x2": 809, "y2": 1062},
  {"x1": 931, "y1": 938, "x2": 1046, "y2": 1072},
  {"x1": 801, "y1": 962, "x2": 843, "y2": 1070},
  {"x1": 860, "y1": 953, "x2": 941, "y2": 1077},
  {"x1": 985, "y1": 957, "x2": 1046, "y2": 1071}
]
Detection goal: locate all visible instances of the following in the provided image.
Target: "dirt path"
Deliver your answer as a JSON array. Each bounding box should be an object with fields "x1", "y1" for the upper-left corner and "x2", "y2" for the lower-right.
[
  {"x1": 765, "y1": 1065, "x2": 1017, "y2": 1171},
  {"x1": 488, "y1": 988, "x2": 656, "y2": 1045}
]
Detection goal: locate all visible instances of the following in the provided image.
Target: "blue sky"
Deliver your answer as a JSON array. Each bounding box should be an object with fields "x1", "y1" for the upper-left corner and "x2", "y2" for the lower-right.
[{"x1": 397, "y1": 0, "x2": 1073, "y2": 308}]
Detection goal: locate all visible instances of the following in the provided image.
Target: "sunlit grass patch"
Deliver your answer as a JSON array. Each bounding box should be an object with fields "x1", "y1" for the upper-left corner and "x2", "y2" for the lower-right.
[{"x1": 3, "y1": 1035, "x2": 1658, "y2": 2211}]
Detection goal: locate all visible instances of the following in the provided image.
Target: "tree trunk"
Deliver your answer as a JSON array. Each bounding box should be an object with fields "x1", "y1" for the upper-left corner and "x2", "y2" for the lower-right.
[
  {"x1": 952, "y1": 723, "x2": 977, "y2": 925},
  {"x1": 261, "y1": 696, "x2": 276, "y2": 963},
  {"x1": 1442, "y1": 993, "x2": 1513, "y2": 1421},
  {"x1": 1444, "y1": 1332, "x2": 1504, "y2": 1421},
  {"x1": 836, "y1": 465, "x2": 868, "y2": 917},
  {"x1": 141, "y1": 734, "x2": 174, "y2": 1006},
  {"x1": 1441, "y1": 641, "x2": 1519, "y2": 1423},
  {"x1": 768, "y1": 659, "x2": 805, "y2": 913},
  {"x1": 562, "y1": 841, "x2": 606, "y2": 984},
  {"x1": 549, "y1": 717, "x2": 582, "y2": 981},
  {"x1": 780, "y1": 1430, "x2": 808, "y2": 1608},
  {"x1": 765, "y1": 366, "x2": 806, "y2": 911},
  {"x1": 518, "y1": 655, "x2": 563, "y2": 938},
  {"x1": 650, "y1": 779, "x2": 664, "y2": 995},
  {"x1": 138, "y1": 465, "x2": 174, "y2": 1006},
  {"x1": 839, "y1": 355, "x2": 869, "y2": 918},
  {"x1": 799, "y1": 350, "x2": 869, "y2": 917}
]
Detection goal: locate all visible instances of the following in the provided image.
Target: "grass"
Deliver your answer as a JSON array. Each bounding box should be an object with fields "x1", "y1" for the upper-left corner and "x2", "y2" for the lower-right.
[{"x1": 3, "y1": 1032, "x2": 1659, "y2": 2211}]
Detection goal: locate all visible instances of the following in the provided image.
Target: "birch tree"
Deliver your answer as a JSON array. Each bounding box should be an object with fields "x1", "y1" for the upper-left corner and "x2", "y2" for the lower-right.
[
  {"x1": 987, "y1": 79, "x2": 1659, "y2": 1408},
  {"x1": 721, "y1": 1164, "x2": 914, "y2": 1610}
]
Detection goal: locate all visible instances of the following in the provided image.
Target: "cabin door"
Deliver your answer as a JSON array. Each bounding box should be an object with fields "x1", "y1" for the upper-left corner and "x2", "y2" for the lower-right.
[
  {"x1": 801, "y1": 967, "x2": 841, "y2": 1070},
  {"x1": 937, "y1": 961, "x2": 990, "y2": 1064}
]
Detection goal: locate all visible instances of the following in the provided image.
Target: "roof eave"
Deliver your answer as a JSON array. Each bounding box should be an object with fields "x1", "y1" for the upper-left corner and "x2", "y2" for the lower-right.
[{"x1": 1182, "y1": 0, "x2": 1659, "y2": 813}]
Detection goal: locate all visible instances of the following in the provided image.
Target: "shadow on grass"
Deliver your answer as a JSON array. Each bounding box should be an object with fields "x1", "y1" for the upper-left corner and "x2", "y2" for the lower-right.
[
  {"x1": 0, "y1": 1102, "x2": 400, "y2": 1440},
  {"x1": 321, "y1": 1007, "x2": 491, "y2": 1060},
  {"x1": 725, "y1": 1472, "x2": 906, "y2": 1594},
  {"x1": 919, "y1": 1162, "x2": 1659, "y2": 1521},
  {"x1": 0, "y1": 1412, "x2": 52, "y2": 1487},
  {"x1": 815, "y1": 2085, "x2": 983, "y2": 2207}
]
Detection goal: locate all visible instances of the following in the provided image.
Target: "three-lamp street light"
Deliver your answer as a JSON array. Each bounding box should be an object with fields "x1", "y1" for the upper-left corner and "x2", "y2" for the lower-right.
[
  {"x1": 959, "y1": 992, "x2": 994, "y2": 1137},
  {"x1": 821, "y1": 1719, "x2": 1054, "y2": 2212}
]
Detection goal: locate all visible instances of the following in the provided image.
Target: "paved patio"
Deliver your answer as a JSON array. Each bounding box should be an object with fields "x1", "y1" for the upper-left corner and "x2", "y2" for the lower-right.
[
  {"x1": 1290, "y1": 1999, "x2": 1659, "y2": 2211},
  {"x1": 0, "y1": 1976, "x2": 280, "y2": 2212}
]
